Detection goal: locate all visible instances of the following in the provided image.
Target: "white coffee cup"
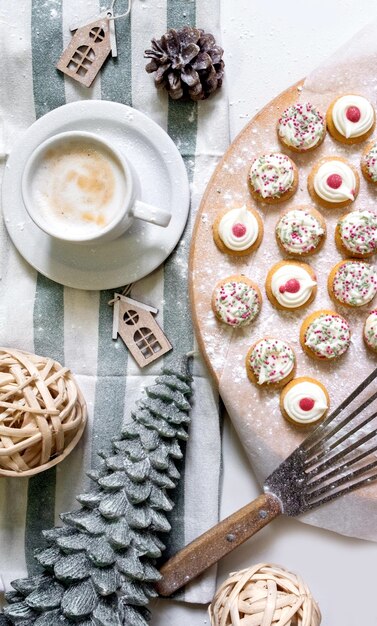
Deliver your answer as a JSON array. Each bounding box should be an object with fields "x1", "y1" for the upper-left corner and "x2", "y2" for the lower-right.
[{"x1": 21, "y1": 130, "x2": 171, "y2": 244}]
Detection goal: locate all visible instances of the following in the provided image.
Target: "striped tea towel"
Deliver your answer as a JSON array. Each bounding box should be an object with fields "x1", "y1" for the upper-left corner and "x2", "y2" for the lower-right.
[{"x1": 0, "y1": 0, "x2": 229, "y2": 605}]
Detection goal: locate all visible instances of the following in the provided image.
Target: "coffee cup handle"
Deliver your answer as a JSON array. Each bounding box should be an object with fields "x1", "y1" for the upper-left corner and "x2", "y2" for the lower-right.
[{"x1": 132, "y1": 200, "x2": 171, "y2": 228}]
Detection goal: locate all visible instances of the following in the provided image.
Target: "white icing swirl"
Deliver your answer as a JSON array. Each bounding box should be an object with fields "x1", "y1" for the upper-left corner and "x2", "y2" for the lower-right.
[
  {"x1": 283, "y1": 381, "x2": 328, "y2": 425},
  {"x1": 332, "y1": 95, "x2": 375, "y2": 139},
  {"x1": 313, "y1": 160, "x2": 356, "y2": 203},
  {"x1": 304, "y1": 313, "x2": 351, "y2": 359},
  {"x1": 249, "y1": 153, "x2": 295, "y2": 199},
  {"x1": 332, "y1": 261, "x2": 377, "y2": 307},
  {"x1": 218, "y1": 206, "x2": 259, "y2": 251},
  {"x1": 363, "y1": 143, "x2": 377, "y2": 182},
  {"x1": 271, "y1": 264, "x2": 317, "y2": 309},
  {"x1": 364, "y1": 310, "x2": 377, "y2": 350},
  {"x1": 213, "y1": 279, "x2": 260, "y2": 327},
  {"x1": 338, "y1": 210, "x2": 377, "y2": 256},
  {"x1": 276, "y1": 209, "x2": 325, "y2": 255},
  {"x1": 249, "y1": 338, "x2": 295, "y2": 385},
  {"x1": 278, "y1": 102, "x2": 325, "y2": 150}
]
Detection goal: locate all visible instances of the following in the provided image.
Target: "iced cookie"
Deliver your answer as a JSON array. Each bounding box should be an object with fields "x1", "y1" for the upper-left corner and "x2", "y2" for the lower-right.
[
  {"x1": 275, "y1": 206, "x2": 326, "y2": 256},
  {"x1": 361, "y1": 141, "x2": 377, "y2": 184},
  {"x1": 212, "y1": 275, "x2": 262, "y2": 327},
  {"x1": 307, "y1": 156, "x2": 359, "y2": 209},
  {"x1": 328, "y1": 259, "x2": 377, "y2": 308},
  {"x1": 277, "y1": 102, "x2": 326, "y2": 153},
  {"x1": 246, "y1": 337, "x2": 296, "y2": 387},
  {"x1": 300, "y1": 309, "x2": 351, "y2": 360},
  {"x1": 213, "y1": 205, "x2": 263, "y2": 256},
  {"x1": 363, "y1": 309, "x2": 377, "y2": 352},
  {"x1": 335, "y1": 210, "x2": 377, "y2": 258},
  {"x1": 326, "y1": 94, "x2": 375, "y2": 145},
  {"x1": 265, "y1": 260, "x2": 317, "y2": 311},
  {"x1": 248, "y1": 153, "x2": 298, "y2": 204},
  {"x1": 280, "y1": 377, "x2": 329, "y2": 427}
]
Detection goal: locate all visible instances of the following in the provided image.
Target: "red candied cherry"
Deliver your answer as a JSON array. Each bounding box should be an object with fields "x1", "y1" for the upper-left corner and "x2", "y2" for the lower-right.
[
  {"x1": 346, "y1": 106, "x2": 361, "y2": 123},
  {"x1": 232, "y1": 223, "x2": 247, "y2": 237},
  {"x1": 299, "y1": 397, "x2": 315, "y2": 411},
  {"x1": 279, "y1": 278, "x2": 301, "y2": 294},
  {"x1": 326, "y1": 173, "x2": 342, "y2": 189}
]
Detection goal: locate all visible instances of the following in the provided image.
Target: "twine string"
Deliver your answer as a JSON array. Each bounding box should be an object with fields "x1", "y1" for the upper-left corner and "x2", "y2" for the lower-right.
[{"x1": 107, "y1": 0, "x2": 132, "y2": 20}]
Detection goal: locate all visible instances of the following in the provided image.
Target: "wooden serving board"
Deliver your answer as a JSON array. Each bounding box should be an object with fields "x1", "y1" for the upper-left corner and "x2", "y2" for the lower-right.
[
  {"x1": 190, "y1": 80, "x2": 304, "y2": 383},
  {"x1": 189, "y1": 80, "x2": 377, "y2": 534}
]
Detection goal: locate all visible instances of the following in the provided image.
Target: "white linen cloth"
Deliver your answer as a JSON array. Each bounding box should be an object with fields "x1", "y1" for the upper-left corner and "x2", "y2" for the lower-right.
[{"x1": 0, "y1": 0, "x2": 229, "y2": 608}]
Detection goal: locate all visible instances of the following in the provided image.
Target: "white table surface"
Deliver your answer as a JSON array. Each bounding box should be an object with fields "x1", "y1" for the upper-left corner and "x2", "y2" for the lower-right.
[{"x1": 155, "y1": 1, "x2": 377, "y2": 624}]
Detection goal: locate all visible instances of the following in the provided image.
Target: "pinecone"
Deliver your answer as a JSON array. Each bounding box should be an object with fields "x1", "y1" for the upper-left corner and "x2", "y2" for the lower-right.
[{"x1": 144, "y1": 26, "x2": 224, "y2": 101}]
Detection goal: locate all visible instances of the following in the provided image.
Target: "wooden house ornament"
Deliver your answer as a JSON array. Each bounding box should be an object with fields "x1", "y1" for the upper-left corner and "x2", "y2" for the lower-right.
[
  {"x1": 112, "y1": 293, "x2": 172, "y2": 368},
  {"x1": 56, "y1": 13, "x2": 117, "y2": 88}
]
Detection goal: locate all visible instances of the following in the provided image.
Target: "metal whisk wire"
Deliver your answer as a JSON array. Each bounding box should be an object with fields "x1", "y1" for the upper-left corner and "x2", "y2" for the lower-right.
[
  {"x1": 297, "y1": 366, "x2": 377, "y2": 509},
  {"x1": 302, "y1": 366, "x2": 377, "y2": 457}
]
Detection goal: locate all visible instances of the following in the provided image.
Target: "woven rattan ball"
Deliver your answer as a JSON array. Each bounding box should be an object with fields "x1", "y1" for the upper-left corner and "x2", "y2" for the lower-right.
[
  {"x1": 0, "y1": 348, "x2": 87, "y2": 477},
  {"x1": 209, "y1": 563, "x2": 321, "y2": 626}
]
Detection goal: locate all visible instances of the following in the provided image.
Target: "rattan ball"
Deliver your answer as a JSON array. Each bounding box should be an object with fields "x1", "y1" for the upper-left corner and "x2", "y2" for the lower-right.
[
  {"x1": 0, "y1": 348, "x2": 87, "y2": 477},
  {"x1": 209, "y1": 563, "x2": 321, "y2": 626}
]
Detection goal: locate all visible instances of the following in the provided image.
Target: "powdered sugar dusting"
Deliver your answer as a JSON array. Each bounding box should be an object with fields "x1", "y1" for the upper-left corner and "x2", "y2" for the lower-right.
[{"x1": 191, "y1": 40, "x2": 377, "y2": 528}]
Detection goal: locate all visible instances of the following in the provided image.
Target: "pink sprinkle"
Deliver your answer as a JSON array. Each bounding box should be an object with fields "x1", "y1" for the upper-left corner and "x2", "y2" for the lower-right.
[
  {"x1": 232, "y1": 223, "x2": 247, "y2": 237},
  {"x1": 327, "y1": 174, "x2": 342, "y2": 189},
  {"x1": 346, "y1": 106, "x2": 361, "y2": 122},
  {"x1": 281, "y1": 278, "x2": 301, "y2": 294},
  {"x1": 299, "y1": 397, "x2": 315, "y2": 411}
]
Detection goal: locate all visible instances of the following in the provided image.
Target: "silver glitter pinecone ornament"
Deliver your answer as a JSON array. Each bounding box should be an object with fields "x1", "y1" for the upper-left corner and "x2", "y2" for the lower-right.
[{"x1": 144, "y1": 26, "x2": 224, "y2": 101}]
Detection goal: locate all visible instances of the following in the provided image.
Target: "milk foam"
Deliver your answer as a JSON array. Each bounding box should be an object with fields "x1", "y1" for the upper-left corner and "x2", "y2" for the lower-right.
[{"x1": 31, "y1": 139, "x2": 127, "y2": 236}]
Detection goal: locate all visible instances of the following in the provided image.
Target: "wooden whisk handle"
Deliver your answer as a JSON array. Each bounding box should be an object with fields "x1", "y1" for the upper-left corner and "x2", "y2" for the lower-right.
[{"x1": 155, "y1": 492, "x2": 282, "y2": 597}]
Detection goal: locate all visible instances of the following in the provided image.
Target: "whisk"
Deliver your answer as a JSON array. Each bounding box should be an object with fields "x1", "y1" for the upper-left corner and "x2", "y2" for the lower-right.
[{"x1": 156, "y1": 366, "x2": 377, "y2": 596}]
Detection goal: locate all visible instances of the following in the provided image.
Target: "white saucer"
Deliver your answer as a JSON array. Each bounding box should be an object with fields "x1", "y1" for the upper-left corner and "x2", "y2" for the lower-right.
[{"x1": 2, "y1": 101, "x2": 190, "y2": 290}]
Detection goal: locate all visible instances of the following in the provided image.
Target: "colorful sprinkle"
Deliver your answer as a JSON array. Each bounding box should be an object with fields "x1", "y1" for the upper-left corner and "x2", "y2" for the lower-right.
[
  {"x1": 363, "y1": 142, "x2": 377, "y2": 182},
  {"x1": 364, "y1": 309, "x2": 377, "y2": 351},
  {"x1": 331, "y1": 260, "x2": 377, "y2": 306},
  {"x1": 276, "y1": 209, "x2": 325, "y2": 255},
  {"x1": 338, "y1": 210, "x2": 377, "y2": 256},
  {"x1": 249, "y1": 338, "x2": 295, "y2": 384},
  {"x1": 249, "y1": 153, "x2": 295, "y2": 200},
  {"x1": 214, "y1": 279, "x2": 261, "y2": 327},
  {"x1": 304, "y1": 313, "x2": 351, "y2": 359},
  {"x1": 278, "y1": 102, "x2": 325, "y2": 150}
]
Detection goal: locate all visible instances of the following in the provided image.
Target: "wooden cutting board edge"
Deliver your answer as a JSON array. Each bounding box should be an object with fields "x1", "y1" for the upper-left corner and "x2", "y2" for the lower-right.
[{"x1": 189, "y1": 79, "x2": 304, "y2": 384}]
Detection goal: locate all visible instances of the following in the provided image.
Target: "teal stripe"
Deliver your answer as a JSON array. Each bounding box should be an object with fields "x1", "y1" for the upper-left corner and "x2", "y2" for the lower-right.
[
  {"x1": 167, "y1": 1, "x2": 196, "y2": 29},
  {"x1": 33, "y1": 275, "x2": 65, "y2": 363},
  {"x1": 164, "y1": 100, "x2": 197, "y2": 355},
  {"x1": 101, "y1": 0, "x2": 132, "y2": 105},
  {"x1": 162, "y1": 3, "x2": 198, "y2": 594},
  {"x1": 31, "y1": 0, "x2": 65, "y2": 118},
  {"x1": 91, "y1": 290, "x2": 128, "y2": 467},
  {"x1": 27, "y1": 0, "x2": 66, "y2": 575},
  {"x1": 25, "y1": 469, "x2": 57, "y2": 574},
  {"x1": 91, "y1": 1, "x2": 132, "y2": 468},
  {"x1": 28, "y1": 273, "x2": 65, "y2": 575}
]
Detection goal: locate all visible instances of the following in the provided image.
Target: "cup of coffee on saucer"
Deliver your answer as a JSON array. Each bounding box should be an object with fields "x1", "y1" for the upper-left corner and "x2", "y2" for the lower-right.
[{"x1": 21, "y1": 130, "x2": 171, "y2": 244}]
